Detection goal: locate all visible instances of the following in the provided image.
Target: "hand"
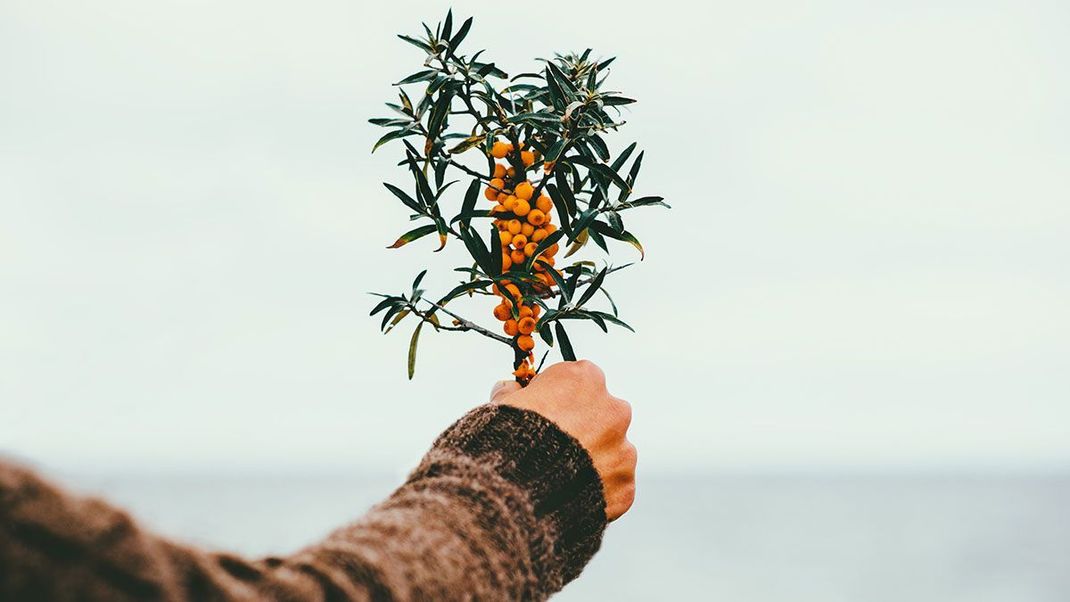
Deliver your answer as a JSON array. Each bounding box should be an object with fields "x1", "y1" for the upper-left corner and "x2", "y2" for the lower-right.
[{"x1": 490, "y1": 360, "x2": 636, "y2": 521}]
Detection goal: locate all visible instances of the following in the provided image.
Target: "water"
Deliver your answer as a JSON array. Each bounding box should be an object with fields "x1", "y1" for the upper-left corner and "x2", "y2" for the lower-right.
[{"x1": 63, "y1": 473, "x2": 1070, "y2": 601}]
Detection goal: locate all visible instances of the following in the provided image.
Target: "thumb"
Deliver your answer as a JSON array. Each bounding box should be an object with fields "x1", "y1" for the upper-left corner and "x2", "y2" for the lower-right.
[{"x1": 489, "y1": 379, "x2": 522, "y2": 404}]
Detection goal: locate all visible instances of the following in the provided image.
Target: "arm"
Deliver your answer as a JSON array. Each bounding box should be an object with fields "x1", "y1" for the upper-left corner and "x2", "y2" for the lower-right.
[{"x1": 0, "y1": 361, "x2": 635, "y2": 601}]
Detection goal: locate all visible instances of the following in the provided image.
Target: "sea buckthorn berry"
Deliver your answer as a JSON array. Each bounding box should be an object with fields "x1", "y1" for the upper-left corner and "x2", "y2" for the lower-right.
[
  {"x1": 503, "y1": 319, "x2": 519, "y2": 336},
  {"x1": 503, "y1": 196, "x2": 518, "y2": 212},
  {"x1": 535, "y1": 195, "x2": 553, "y2": 213},
  {"x1": 518, "y1": 305, "x2": 533, "y2": 318},
  {"x1": 511, "y1": 234, "x2": 527, "y2": 249},
  {"x1": 521, "y1": 150, "x2": 535, "y2": 166},
  {"x1": 531, "y1": 228, "x2": 548, "y2": 242},
  {"x1": 517, "y1": 334, "x2": 535, "y2": 352},
  {"x1": 530, "y1": 304, "x2": 542, "y2": 318},
  {"x1": 514, "y1": 181, "x2": 534, "y2": 201},
  {"x1": 485, "y1": 187, "x2": 498, "y2": 201},
  {"x1": 499, "y1": 230, "x2": 513, "y2": 246},
  {"x1": 521, "y1": 223, "x2": 534, "y2": 237},
  {"x1": 510, "y1": 249, "x2": 526, "y2": 265},
  {"x1": 524, "y1": 242, "x2": 538, "y2": 257},
  {"x1": 507, "y1": 219, "x2": 522, "y2": 235},
  {"x1": 501, "y1": 252, "x2": 512, "y2": 272},
  {"x1": 505, "y1": 283, "x2": 521, "y2": 299},
  {"x1": 493, "y1": 163, "x2": 506, "y2": 179},
  {"x1": 496, "y1": 219, "x2": 509, "y2": 231},
  {"x1": 545, "y1": 243, "x2": 560, "y2": 257},
  {"x1": 490, "y1": 205, "x2": 506, "y2": 215},
  {"x1": 543, "y1": 223, "x2": 558, "y2": 235},
  {"x1": 491, "y1": 141, "x2": 512, "y2": 159},
  {"x1": 513, "y1": 199, "x2": 531, "y2": 217},
  {"x1": 489, "y1": 178, "x2": 505, "y2": 192},
  {"x1": 517, "y1": 316, "x2": 537, "y2": 335},
  {"x1": 493, "y1": 303, "x2": 511, "y2": 321},
  {"x1": 527, "y1": 209, "x2": 547, "y2": 226}
]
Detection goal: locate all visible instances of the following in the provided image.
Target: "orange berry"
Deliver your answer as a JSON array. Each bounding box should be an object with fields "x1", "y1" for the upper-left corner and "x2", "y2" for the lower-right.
[
  {"x1": 518, "y1": 316, "x2": 537, "y2": 335},
  {"x1": 496, "y1": 219, "x2": 509, "y2": 231},
  {"x1": 521, "y1": 223, "x2": 535, "y2": 237},
  {"x1": 493, "y1": 163, "x2": 506, "y2": 179},
  {"x1": 484, "y1": 187, "x2": 498, "y2": 201},
  {"x1": 489, "y1": 178, "x2": 505, "y2": 191},
  {"x1": 490, "y1": 205, "x2": 507, "y2": 215},
  {"x1": 527, "y1": 209, "x2": 547, "y2": 226},
  {"x1": 493, "y1": 303, "x2": 511, "y2": 321},
  {"x1": 545, "y1": 243, "x2": 560, "y2": 257},
  {"x1": 499, "y1": 230, "x2": 513, "y2": 246},
  {"x1": 521, "y1": 150, "x2": 535, "y2": 166},
  {"x1": 531, "y1": 304, "x2": 542, "y2": 318},
  {"x1": 537, "y1": 272, "x2": 554, "y2": 287},
  {"x1": 535, "y1": 195, "x2": 553, "y2": 213},
  {"x1": 506, "y1": 166, "x2": 516, "y2": 178},
  {"x1": 516, "y1": 334, "x2": 535, "y2": 352},
  {"x1": 514, "y1": 181, "x2": 534, "y2": 201},
  {"x1": 503, "y1": 196, "x2": 518, "y2": 212},
  {"x1": 501, "y1": 252, "x2": 512, "y2": 272},
  {"x1": 524, "y1": 242, "x2": 538, "y2": 257},
  {"x1": 510, "y1": 249, "x2": 526, "y2": 265},
  {"x1": 543, "y1": 223, "x2": 558, "y2": 235},
  {"x1": 505, "y1": 283, "x2": 521, "y2": 299},
  {"x1": 511, "y1": 234, "x2": 528, "y2": 249},
  {"x1": 513, "y1": 199, "x2": 531, "y2": 217},
  {"x1": 507, "y1": 219, "x2": 522, "y2": 235},
  {"x1": 504, "y1": 319, "x2": 519, "y2": 336},
  {"x1": 491, "y1": 141, "x2": 511, "y2": 159},
  {"x1": 518, "y1": 305, "x2": 534, "y2": 318},
  {"x1": 531, "y1": 228, "x2": 548, "y2": 242}
]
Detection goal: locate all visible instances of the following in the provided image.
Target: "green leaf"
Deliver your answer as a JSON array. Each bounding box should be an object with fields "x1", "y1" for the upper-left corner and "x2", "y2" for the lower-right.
[
  {"x1": 449, "y1": 134, "x2": 484, "y2": 154},
  {"x1": 370, "y1": 296, "x2": 398, "y2": 316},
  {"x1": 459, "y1": 179, "x2": 480, "y2": 228},
  {"x1": 383, "y1": 182, "x2": 422, "y2": 213},
  {"x1": 620, "y1": 195, "x2": 670, "y2": 209},
  {"x1": 524, "y1": 229, "x2": 565, "y2": 270},
  {"x1": 574, "y1": 267, "x2": 607, "y2": 308},
  {"x1": 387, "y1": 224, "x2": 437, "y2": 248},
  {"x1": 372, "y1": 128, "x2": 417, "y2": 152},
  {"x1": 610, "y1": 142, "x2": 637, "y2": 173},
  {"x1": 447, "y1": 17, "x2": 472, "y2": 58},
  {"x1": 397, "y1": 34, "x2": 433, "y2": 53},
  {"x1": 621, "y1": 151, "x2": 644, "y2": 200},
  {"x1": 538, "y1": 323, "x2": 554, "y2": 346},
  {"x1": 489, "y1": 225, "x2": 503, "y2": 276},
  {"x1": 407, "y1": 322, "x2": 423, "y2": 379},
  {"x1": 538, "y1": 259, "x2": 570, "y2": 303},
  {"x1": 590, "y1": 222, "x2": 645, "y2": 259},
  {"x1": 441, "y1": 9, "x2": 453, "y2": 42},
  {"x1": 394, "y1": 70, "x2": 437, "y2": 85},
  {"x1": 554, "y1": 323, "x2": 576, "y2": 361},
  {"x1": 411, "y1": 269, "x2": 428, "y2": 297},
  {"x1": 590, "y1": 310, "x2": 634, "y2": 332},
  {"x1": 568, "y1": 209, "x2": 599, "y2": 244},
  {"x1": 602, "y1": 95, "x2": 636, "y2": 106}
]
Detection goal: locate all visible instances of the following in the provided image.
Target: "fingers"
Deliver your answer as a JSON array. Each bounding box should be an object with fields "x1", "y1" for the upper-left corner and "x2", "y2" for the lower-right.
[{"x1": 489, "y1": 380, "x2": 522, "y2": 404}]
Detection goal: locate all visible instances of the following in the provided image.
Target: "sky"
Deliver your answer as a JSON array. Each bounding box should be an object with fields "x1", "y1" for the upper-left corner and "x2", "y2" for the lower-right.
[{"x1": 1, "y1": 0, "x2": 1068, "y2": 474}]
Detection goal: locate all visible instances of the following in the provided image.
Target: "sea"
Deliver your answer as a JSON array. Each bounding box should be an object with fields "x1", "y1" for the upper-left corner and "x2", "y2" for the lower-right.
[{"x1": 61, "y1": 472, "x2": 1070, "y2": 601}]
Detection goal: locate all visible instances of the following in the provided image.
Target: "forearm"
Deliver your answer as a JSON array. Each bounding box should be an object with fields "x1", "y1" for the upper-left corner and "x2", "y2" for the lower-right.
[{"x1": 0, "y1": 406, "x2": 606, "y2": 601}]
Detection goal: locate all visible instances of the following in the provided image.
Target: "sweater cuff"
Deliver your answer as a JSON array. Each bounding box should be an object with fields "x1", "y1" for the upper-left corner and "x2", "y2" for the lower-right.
[{"x1": 424, "y1": 404, "x2": 607, "y2": 587}]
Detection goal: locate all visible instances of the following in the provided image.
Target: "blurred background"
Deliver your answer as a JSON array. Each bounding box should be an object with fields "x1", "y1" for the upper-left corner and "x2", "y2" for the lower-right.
[{"x1": 2, "y1": 0, "x2": 1068, "y2": 599}]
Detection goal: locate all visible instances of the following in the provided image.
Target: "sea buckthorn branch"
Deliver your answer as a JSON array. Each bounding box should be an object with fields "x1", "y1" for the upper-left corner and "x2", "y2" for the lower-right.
[{"x1": 369, "y1": 10, "x2": 666, "y2": 383}]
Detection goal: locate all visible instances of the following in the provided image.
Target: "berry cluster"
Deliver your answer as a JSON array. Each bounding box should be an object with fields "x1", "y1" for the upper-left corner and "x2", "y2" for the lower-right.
[{"x1": 485, "y1": 140, "x2": 561, "y2": 383}]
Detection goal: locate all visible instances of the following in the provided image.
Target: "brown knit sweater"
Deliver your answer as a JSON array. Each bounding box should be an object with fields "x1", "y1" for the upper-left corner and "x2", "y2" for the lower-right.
[{"x1": 0, "y1": 405, "x2": 607, "y2": 601}]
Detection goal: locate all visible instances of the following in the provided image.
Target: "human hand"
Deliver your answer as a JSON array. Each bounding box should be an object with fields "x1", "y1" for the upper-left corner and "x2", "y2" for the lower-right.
[{"x1": 490, "y1": 360, "x2": 636, "y2": 521}]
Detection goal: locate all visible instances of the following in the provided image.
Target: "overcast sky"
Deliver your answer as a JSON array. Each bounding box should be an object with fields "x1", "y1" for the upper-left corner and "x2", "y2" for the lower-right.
[{"x1": 2, "y1": 0, "x2": 1067, "y2": 474}]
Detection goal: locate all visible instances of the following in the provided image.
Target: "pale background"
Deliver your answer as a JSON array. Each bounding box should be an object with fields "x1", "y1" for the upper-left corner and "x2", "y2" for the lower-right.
[{"x1": 1, "y1": 1, "x2": 1068, "y2": 600}]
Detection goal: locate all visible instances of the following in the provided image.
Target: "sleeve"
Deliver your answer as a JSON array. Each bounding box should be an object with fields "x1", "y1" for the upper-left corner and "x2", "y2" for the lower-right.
[{"x1": 0, "y1": 405, "x2": 607, "y2": 601}]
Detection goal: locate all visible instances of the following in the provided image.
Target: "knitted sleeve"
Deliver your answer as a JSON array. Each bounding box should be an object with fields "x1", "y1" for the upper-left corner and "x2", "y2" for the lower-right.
[{"x1": 0, "y1": 405, "x2": 607, "y2": 601}]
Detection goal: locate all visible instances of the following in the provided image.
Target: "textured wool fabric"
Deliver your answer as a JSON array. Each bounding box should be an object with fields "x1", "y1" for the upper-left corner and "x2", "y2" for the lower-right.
[{"x1": 0, "y1": 405, "x2": 607, "y2": 601}]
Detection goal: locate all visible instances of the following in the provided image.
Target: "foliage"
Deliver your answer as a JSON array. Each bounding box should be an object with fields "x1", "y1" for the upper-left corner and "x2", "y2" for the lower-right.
[{"x1": 369, "y1": 10, "x2": 667, "y2": 381}]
